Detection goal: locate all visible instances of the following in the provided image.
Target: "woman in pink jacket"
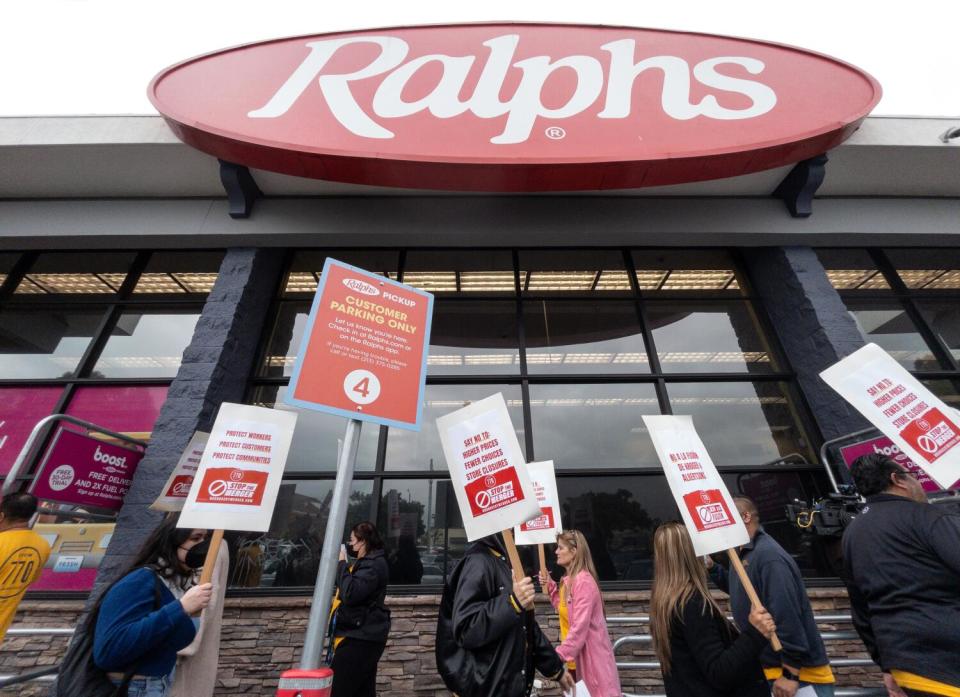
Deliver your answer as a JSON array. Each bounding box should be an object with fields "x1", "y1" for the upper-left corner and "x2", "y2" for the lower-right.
[{"x1": 539, "y1": 530, "x2": 623, "y2": 697}]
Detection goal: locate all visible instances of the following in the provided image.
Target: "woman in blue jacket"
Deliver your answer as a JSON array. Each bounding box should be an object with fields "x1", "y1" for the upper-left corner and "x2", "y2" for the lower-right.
[{"x1": 94, "y1": 516, "x2": 213, "y2": 697}]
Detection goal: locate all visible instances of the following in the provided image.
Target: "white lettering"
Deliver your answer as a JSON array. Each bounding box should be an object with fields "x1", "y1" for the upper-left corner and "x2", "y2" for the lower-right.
[{"x1": 692, "y1": 57, "x2": 777, "y2": 119}]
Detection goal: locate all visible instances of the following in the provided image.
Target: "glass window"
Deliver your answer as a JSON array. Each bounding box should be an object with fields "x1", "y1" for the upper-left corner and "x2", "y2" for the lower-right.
[
  {"x1": 92, "y1": 308, "x2": 201, "y2": 378},
  {"x1": 529, "y1": 383, "x2": 661, "y2": 469},
  {"x1": 0, "y1": 308, "x2": 105, "y2": 379},
  {"x1": 64, "y1": 385, "x2": 169, "y2": 437},
  {"x1": 259, "y1": 301, "x2": 309, "y2": 378},
  {"x1": 403, "y1": 250, "x2": 515, "y2": 296},
  {"x1": 377, "y1": 478, "x2": 465, "y2": 585},
  {"x1": 247, "y1": 385, "x2": 378, "y2": 472},
  {"x1": 428, "y1": 301, "x2": 520, "y2": 375},
  {"x1": 665, "y1": 381, "x2": 813, "y2": 466},
  {"x1": 385, "y1": 384, "x2": 524, "y2": 471},
  {"x1": 646, "y1": 300, "x2": 778, "y2": 373},
  {"x1": 885, "y1": 248, "x2": 960, "y2": 291},
  {"x1": 815, "y1": 249, "x2": 890, "y2": 291},
  {"x1": 632, "y1": 249, "x2": 742, "y2": 295},
  {"x1": 0, "y1": 386, "x2": 64, "y2": 475},
  {"x1": 227, "y1": 479, "x2": 375, "y2": 588},
  {"x1": 844, "y1": 299, "x2": 946, "y2": 371},
  {"x1": 520, "y1": 250, "x2": 631, "y2": 296},
  {"x1": 524, "y1": 300, "x2": 650, "y2": 374},
  {"x1": 283, "y1": 250, "x2": 400, "y2": 296},
  {"x1": 133, "y1": 251, "x2": 225, "y2": 295},
  {"x1": 15, "y1": 252, "x2": 136, "y2": 295},
  {"x1": 922, "y1": 379, "x2": 960, "y2": 411},
  {"x1": 915, "y1": 300, "x2": 960, "y2": 365}
]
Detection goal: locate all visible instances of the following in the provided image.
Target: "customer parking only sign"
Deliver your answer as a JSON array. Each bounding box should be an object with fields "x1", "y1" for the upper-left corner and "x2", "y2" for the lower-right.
[{"x1": 284, "y1": 258, "x2": 433, "y2": 431}]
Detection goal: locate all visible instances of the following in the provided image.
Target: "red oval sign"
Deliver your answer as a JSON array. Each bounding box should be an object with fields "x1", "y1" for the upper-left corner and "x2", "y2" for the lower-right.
[{"x1": 148, "y1": 23, "x2": 881, "y2": 192}]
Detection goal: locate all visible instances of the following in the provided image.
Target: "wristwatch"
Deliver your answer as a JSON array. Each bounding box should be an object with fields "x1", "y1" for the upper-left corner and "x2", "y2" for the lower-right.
[{"x1": 781, "y1": 667, "x2": 800, "y2": 682}]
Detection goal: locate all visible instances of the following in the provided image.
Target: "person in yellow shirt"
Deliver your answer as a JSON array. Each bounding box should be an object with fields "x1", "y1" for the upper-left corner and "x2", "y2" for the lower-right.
[{"x1": 0, "y1": 492, "x2": 51, "y2": 642}]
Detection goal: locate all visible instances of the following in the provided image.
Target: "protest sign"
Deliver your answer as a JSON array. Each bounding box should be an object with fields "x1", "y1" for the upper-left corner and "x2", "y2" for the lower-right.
[
  {"x1": 514, "y1": 460, "x2": 562, "y2": 545},
  {"x1": 284, "y1": 258, "x2": 433, "y2": 431},
  {"x1": 644, "y1": 414, "x2": 780, "y2": 650},
  {"x1": 839, "y1": 434, "x2": 960, "y2": 492},
  {"x1": 178, "y1": 404, "x2": 296, "y2": 533},
  {"x1": 31, "y1": 429, "x2": 143, "y2": 511},
  {"x1": 821, "y1": 343, "x2": 960, "y2": 490},
  {"x1": 151, "y1": 431, "x2": 209, "y2": 512},
  {"x1": 643, "y1": 415, "x2": 748, "y2": 557},
  {"x1": 437, "y1": 393, "x2": 540, "y2": 544}
]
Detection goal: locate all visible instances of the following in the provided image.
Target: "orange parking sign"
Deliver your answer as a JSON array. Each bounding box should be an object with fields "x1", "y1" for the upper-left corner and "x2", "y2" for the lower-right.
[{"x1": 285, "y1": 259, "x2": 434, "y2": 430}]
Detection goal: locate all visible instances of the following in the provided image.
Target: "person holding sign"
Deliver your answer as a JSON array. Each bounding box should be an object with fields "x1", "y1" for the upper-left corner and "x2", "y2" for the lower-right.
[
  {"x1": 842, "y1": 454, "x2": 960, "y2": 697},
  {"x1": 538, "y1": 530, "x2": 621, "y2": 697},
  {"x1": 436, "y1": 532, "x2": 574, "y2": 697},
  {"x1": 709, "y1": 497, "x2": 835, "y2": 697},
  {"x1": 329, "y1": 522, "x2": 391, "y2": 697},
  {"x1": 93, "y1": 516, "x2": 213, "y2": 696},
  {"x1": 650, "y1": 522, "x2": 776, "y2": 697}
]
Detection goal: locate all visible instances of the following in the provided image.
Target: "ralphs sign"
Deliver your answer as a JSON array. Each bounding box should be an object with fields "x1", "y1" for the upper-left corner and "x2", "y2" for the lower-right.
[{"x1": 148, "y1": 23, "x2": 881, "y2": 192}]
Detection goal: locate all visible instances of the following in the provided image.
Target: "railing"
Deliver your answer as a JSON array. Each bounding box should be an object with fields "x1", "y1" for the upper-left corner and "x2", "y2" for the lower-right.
[
  {"x1": 610, "y1": 613, "x2": 886, "y2": 697},
  {"x1": 0, "y1": 627, "x2": 74, "y2": 688}
]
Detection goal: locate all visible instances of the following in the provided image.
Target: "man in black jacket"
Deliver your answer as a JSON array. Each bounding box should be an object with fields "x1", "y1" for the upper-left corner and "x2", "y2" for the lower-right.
[
  {"x1": 711, "y1": 497, "x2": 835, "y2": 697},
  {"x1": 843, "y1": 453, "x2": 960, "y2": 697},
  {"x1": 436, "y1": 533, "x2": 573, "y2": 697}
]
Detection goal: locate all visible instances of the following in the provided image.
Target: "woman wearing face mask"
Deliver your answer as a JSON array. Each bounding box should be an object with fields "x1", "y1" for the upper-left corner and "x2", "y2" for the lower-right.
[
  {"x1": 330, "y1": 521, "x2": 391, "y2": 697},
  {"x1": 93, "y1": 515, "x2": 213, "y2": 697},
  {"x1": 539, "y1": 530, "x2": 622, "y2": 697}
]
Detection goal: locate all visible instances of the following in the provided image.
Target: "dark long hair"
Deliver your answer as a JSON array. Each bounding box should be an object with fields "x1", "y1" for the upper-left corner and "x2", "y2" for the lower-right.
[
  {"x1": 123, "y1": 514, "x2": 197, "y2": 587},
  {"x1": 351, "y1": 521, "x2": 384, "y2": 552}
]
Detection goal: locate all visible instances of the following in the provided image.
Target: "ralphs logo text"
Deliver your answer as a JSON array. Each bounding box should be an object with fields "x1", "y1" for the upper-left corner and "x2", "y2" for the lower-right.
[
  {"x1": 343, "y1": 278, "x2": 380, "y2": 296},
  {"x1": 249, "y1": 34, "x2": 777, "y2": 144}
]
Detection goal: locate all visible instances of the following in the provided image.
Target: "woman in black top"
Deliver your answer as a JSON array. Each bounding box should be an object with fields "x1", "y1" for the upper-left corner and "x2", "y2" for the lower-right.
[
  {"x1": 649, "y1": 522, "x2": 775, "y2": 697},
  {"x1": 331, "y1": 521, "x2": 391, "y2": 697}
]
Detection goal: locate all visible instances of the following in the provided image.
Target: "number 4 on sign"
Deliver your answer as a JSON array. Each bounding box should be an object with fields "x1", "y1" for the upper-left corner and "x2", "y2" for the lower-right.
[{"x1": 353, "y1": 377, "x2": 370, "y2": 399}]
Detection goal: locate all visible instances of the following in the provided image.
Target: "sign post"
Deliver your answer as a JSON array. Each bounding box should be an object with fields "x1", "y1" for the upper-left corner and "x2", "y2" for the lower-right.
[
  {"x1": 283, "y1": 258, "x2": 433, "y2": 674},
  {"x1": 822, "y1": 343, "x2": 960, "y2": 490},
  {"x1": 177, "y1": 403, "x2": 297, "y2": 585},
  {"x1": 514, "y1": 460, "x2": 562, "y2": 579},
  {"x1": 436, "y1": 393, "x2": 541, "y2": 578},
  {"x1": 643, "y1": 415, "x2": 782, "y2": 651}
]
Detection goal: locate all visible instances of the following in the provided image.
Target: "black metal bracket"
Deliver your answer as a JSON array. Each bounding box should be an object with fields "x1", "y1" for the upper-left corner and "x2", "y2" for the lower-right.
[
  {"x1": 772, "y1": 153, "x2": 828, "y2": 218},
  {"x1": 219, "y1": 160, "x2": 262, "y2": 219}
]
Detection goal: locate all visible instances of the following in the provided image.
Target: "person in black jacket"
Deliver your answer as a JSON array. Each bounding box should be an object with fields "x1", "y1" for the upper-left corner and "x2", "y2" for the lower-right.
[
  {"x1": 435, "y1": 533, "x2": 575, "y2": 697},
  {"x1": 843, "y1": 453, "x2": 960, "y2": 697},
  {"x1": 650, "y1": 522, "x2": 776, "y2": 697},
  {"x1": 330, "y1": 521, "x2": 391, "y2": 697}
]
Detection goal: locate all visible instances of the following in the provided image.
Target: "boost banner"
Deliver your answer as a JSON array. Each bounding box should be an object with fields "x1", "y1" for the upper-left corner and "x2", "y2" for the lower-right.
[
  {"x1": 437, "y1": 393, "x2": 540, "y2": 541},
  {"x1": 822, "y1": 343, "x2": 960, "y2": 490},
  {"x1": 643, "y1": 415, "x2": 749, "y2": 557},
  {"x1": 514, "y1": 460, "x2": 563, "y2": 546},
  {"x1": 178, "y1": 404, "x2": 297, "y2": 532},
  {"x1": 284, "y1": 258, "x2": 433, "y2": 431}
]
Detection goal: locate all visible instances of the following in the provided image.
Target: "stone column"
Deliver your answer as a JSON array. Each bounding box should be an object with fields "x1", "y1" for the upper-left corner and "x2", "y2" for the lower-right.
[
  {"x1": 93, "y1": 247, "x2": 285, "y2": 591},
  {"x1": 741, "y1": 246, "x2": 870, "y2": 442}
]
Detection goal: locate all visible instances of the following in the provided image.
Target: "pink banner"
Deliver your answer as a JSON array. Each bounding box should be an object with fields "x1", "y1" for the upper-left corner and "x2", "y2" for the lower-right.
[
  {"x1": 65, "y1": 385, "x2": 168, "y2": 434},
  {"x1": 31, "y1": 429, "x2": 143, "y2": 510},
  {"x1": 0, "y1": 387, "x2": 64, "y2": 475},
  {"x1": 839, "y1": 435, "x2": 960, "y2": 492}
]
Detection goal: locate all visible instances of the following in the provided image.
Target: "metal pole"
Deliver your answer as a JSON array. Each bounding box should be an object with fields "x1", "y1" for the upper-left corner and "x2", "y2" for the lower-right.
[{"x1": 300, "y1": 418, "x2": 362, "y2": 670}]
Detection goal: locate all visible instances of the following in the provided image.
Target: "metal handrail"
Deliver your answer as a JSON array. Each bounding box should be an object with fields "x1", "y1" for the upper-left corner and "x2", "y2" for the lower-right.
[
  {"x1": 608, "y1": 613, "x2": 853, "y2": 624},
  {"x1": 1, "y1": 413, "x2": 147, "y2": 496},
  {"x1": 0, "y1": 665, "x2": 59, "y2": 688},
  {"x1": 5, "y1": 627, "x2": 75, "y2": 637}
]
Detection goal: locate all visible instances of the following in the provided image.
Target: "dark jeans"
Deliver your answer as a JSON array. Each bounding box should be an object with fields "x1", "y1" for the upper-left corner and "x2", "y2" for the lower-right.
[{"x1": 331, "y1": 637, "x2": 387, "y2": 697}]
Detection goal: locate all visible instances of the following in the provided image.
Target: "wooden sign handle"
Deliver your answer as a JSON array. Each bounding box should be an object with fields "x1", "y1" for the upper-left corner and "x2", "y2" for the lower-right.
[
  {"x1": 199, "y1": 529, "x2": 224, "y2": 586},
  {"x1": 501, "y1": 529, "x2": 526, "y2": 580},
  {"x1": 726, "y1": 548, "x2": 782, "y2": 652},
  {"x1": 538, "y1": 543, "x2": 547, "y2": 579}
]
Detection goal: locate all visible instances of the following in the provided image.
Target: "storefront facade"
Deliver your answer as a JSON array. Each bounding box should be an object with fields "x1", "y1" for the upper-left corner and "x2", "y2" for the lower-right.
[{"x1": 1, "y1": 22, "x2": 959, "y2": 695}]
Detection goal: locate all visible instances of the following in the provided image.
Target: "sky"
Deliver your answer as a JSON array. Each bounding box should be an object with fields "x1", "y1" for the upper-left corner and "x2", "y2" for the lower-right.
[{"x1": 1, "y1": 0, "x2": 958, "y2": 117}]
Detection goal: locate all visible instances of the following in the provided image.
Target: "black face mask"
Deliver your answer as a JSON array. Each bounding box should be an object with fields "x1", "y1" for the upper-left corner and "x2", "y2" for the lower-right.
[{"x1": 182, "y1": 538, "x2": 210, "y2": 570}]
